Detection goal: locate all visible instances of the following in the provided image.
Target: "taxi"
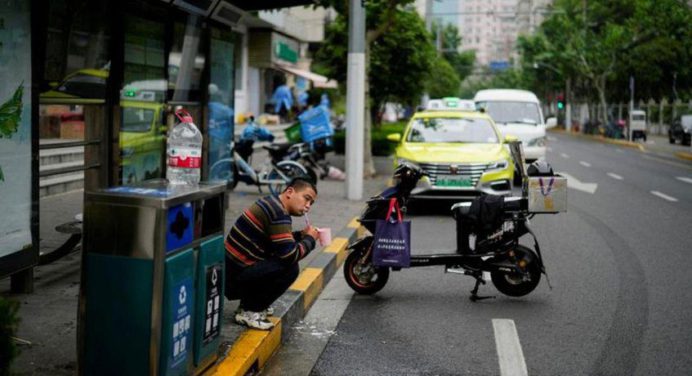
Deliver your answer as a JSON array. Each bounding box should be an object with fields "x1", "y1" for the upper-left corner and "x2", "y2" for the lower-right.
[{"x1": 388, "y1": 100, "x2": 514, "y2": 199}]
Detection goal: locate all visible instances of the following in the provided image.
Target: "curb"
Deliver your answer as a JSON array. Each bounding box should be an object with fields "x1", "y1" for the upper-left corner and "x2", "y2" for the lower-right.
[
  {"x1": 548, "y1": 127, "x2": 645, "y2": 151},
  {"x1": 550, "y1": 128, "x2": 692, "y2": 163},
  {"x1": 207, "y1": 217, "x2": 362, "y2": 376},
  {"x1": 674, "y1": 151, "x2": 692, "y2": 161}
]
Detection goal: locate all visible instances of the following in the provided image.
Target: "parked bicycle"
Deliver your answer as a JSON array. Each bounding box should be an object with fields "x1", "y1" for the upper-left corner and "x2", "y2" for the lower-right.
[{"x1": 209, "y1": 138, "x2": 308, "y2": 195}]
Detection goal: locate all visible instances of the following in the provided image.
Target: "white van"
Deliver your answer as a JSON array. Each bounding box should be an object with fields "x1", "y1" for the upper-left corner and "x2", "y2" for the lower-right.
[{"x1": 474, "y1": 89, "x2": 555, "y2": 161}]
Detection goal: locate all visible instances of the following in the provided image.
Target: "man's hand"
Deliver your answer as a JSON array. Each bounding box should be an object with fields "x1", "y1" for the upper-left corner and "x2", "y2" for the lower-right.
[{"x1": 302, "y1": 226, "x2": 319, "y2": 240}]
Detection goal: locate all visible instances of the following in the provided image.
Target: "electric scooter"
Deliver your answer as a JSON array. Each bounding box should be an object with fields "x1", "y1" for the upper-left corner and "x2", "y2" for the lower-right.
[{"x1": 343, "y1": 141, "x2": 560, "y2": 301}]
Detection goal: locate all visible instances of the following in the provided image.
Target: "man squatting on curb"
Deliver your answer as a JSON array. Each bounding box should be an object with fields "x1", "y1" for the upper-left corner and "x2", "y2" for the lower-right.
[{"x1": 224, "y1": 177, "x2": 319, "y2": 330}]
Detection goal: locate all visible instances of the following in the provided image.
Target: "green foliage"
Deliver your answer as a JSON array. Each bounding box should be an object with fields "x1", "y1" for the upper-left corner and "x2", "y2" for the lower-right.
[
  {"x1": 430, "y1": 23, "x2": 476, "y2": 81},
  {"x1": 459, "y1": 68, "x2": 532, "y2": 98},
  {"x1": 368, "y1": 7, "x2": 435, "y2": 108},
  {"x1": 425, "y1": 56, "x2": 461, "y2": 98},
  {"x1": 0, "y1": 296, "x2": 20, "y2": 375},
  {"x1": 0, "y1": 83, "x2": 24, "y2": 139},
  {"x1": 333, "y1": 121, "x2": 407, "y2": 156},
  {"x1": 314, "y1": 2, "x2": 434, "y2": 120},
  {"x1": 517, "y1": 0, "x2": 692, "y2": 102}
]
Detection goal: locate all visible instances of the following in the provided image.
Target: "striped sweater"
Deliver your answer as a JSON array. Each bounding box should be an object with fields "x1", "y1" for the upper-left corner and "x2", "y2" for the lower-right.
[{"x1": 225, "y1": 195, "x2": 316, "y2": 267}]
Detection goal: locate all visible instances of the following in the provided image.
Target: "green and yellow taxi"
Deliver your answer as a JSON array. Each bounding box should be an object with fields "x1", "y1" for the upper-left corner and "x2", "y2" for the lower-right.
[
  {"x1": 388, "y1": 109, "x2": 515, "y2": 199},
  {"x1": 119, "y1": 99, "x2": 167, "y2": 184}
]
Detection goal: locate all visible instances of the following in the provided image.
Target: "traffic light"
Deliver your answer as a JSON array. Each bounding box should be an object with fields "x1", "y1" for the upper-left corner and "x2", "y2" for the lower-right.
[{"x1": 557, "y1": 94, "x2": 565, "y2": 110}]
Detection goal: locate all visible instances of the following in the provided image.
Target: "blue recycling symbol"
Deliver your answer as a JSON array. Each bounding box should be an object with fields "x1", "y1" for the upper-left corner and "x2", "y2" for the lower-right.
[{"x1": 179, "y1": 285, "x2": 187, "y2": 304}]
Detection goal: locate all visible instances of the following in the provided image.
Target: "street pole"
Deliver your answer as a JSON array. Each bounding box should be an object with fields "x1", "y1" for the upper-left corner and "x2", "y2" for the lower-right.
[
  {"x1": 565, "y1": 78, "x2": 572, "y2": 132},
  {"x1": 345, "y1": 0, "x2": 365, "y2": 200}
]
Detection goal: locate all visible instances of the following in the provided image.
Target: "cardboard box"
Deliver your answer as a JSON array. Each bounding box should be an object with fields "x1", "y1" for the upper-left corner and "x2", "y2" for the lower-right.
[{"x1": 528, "y1": 175, "x2": 567, "y2": 213}]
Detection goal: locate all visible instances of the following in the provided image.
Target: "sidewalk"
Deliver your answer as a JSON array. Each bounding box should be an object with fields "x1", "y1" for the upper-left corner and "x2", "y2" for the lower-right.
[
  {"x1": 1, "y1": 154, "x2": 393, "y2": 375},
  {"x1": 549, "y1": 128, "x2": 692, "y2": 163}
]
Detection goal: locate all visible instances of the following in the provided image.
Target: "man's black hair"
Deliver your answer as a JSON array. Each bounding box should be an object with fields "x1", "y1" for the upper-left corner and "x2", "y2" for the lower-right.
[{"x1": 285, "y1": 176, "x2": 317, "y2": 194}]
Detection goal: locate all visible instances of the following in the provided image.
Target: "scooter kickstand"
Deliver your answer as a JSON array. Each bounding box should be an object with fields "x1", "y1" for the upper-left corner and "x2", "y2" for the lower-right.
[{"x1": 469, "y1": 276, "x2": 494, "y2": 302}]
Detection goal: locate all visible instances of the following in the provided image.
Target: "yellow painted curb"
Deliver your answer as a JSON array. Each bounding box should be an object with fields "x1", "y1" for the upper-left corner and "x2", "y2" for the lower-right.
[
  {"x1": 211, "y1": 318, "x2": 282, "y2": 376},
  {"x1": 323, "y1": 237, "x2": 349, "y2": 266},
  {"x1": 675, "y1": 151, "x2": 692, "y2": 161},
  {"x1": 208, "y1": 225, "x2": 361, "y2": 376},
  {"x1": 289, "y1": 267, "x2": 324, "y2": 311},
  {"x1": 347, "y1": 217, "x2": 360, "y2": 228}
]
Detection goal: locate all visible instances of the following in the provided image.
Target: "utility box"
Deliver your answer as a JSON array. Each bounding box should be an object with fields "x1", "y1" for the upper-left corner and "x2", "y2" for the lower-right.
[{"x1": 77, "y1": 180, "x2": 226, "y2": 376}]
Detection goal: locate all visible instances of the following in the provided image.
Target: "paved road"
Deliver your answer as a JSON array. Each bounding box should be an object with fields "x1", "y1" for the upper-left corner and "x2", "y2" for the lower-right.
[{"x1": 265, "y1": 133, "x2": 692, "y2": 375}]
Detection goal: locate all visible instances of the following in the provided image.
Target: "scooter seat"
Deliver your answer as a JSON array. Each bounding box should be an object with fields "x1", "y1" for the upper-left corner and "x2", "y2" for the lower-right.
[{"x1": 263, "y1": 142, "x2": 293, "y2": 153}]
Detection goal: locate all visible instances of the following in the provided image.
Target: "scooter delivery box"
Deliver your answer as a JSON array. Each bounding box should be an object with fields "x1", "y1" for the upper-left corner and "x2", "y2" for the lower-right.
[{"x1": 527, "y1": 175, "x2": 567, "y2": 213}]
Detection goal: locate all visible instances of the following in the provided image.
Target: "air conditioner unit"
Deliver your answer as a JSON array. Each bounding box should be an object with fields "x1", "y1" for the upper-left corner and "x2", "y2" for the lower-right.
[
  {"x1": 211, "y1": 1, "x2": 245, "y2": 27},
  {"x1": 172, "y1": 0, "x2": 220, "y2": 17}
]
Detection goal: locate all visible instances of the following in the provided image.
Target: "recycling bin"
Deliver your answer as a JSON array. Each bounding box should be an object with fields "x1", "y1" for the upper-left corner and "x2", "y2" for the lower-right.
[{"x1": 77, "y1": 180, "x2": 226, "y2": 376}]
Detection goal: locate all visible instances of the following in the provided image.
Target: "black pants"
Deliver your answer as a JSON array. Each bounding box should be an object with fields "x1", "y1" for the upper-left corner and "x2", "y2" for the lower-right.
[{"x1": 225, "y1": 258, "x2": 299, "y2": 312}]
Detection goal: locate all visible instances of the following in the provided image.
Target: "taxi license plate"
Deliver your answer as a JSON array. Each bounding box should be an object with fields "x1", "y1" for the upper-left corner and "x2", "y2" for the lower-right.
[{"x1": 436, "y1": 175, "x2": 473, "y2": 187}]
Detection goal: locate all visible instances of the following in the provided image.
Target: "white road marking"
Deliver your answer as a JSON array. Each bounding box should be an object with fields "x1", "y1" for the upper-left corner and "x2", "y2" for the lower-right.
[
  {"x1": 493, "y1": 319, "x2": 528, "y2": 376},
  {"x1": 616, "y1": 149, "x2": 624, "y2": 153},
  {"x1": 560, "y1": 153, "x2": 570, "y2": 159},
  {"x1": 546, "y1": 147, "x2": 553, "y2": 152},
  {"x1": 651, "y1": 191, "x2": 678, "y2": 202},
  {"x1": 556, "y1": 172, "x2": 598, "y2": 194},
  {"x1": 676, "y1": 177, "x2": 692, "y2": 185},
  {"x1": 607, "y1": 173, "x2": 623, "y2": 180},
  {"x1": 579, "y1": 161, "x2": 591, "y2": 167},
  {"x1": 547, "y1": 136, "x2": 557, "y2": 142},
  {"x1": 483, "y1": 271, "x2": 491, "y2": 282}
]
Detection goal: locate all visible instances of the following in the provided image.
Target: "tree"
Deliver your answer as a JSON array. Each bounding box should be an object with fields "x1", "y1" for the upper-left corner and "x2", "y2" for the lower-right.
[
  {"x1": 424, "y1": 56, "x2": 461, "y2": 98},
  {"x1": 517, "y1": 0, "x2": 692, "y2": 124},
  {"x1": 314, "y1": 0, "x2": 432, "y2": 176},
  {"x1": 430, "y1": 22, "x2": 476, "y2": 81}
]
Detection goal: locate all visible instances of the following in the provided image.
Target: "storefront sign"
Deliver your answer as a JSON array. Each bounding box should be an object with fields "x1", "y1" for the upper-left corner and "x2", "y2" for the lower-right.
[
  {"x1": 0, "y1": 1, "x2": 32, "y2": 258},
  {"x1": 274, "y1": 41, "x2": 298, "y2": 64}
]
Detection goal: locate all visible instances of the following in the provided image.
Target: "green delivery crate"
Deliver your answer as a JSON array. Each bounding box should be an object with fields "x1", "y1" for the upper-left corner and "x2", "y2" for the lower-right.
[{"x1": 284, "y1": 122, "x2": 302, "y2": 143}]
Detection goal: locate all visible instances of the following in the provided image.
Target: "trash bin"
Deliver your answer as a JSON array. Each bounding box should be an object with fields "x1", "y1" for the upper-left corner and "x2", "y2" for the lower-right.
[{"x1": 77, "y1": 180, "x2": 226, "y2": 376}]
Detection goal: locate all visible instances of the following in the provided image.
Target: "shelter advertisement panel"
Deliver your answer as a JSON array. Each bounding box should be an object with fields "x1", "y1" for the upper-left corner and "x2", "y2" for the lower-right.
[{"x1": 0, "y1": 1, "x2": 32, "y2": 257}]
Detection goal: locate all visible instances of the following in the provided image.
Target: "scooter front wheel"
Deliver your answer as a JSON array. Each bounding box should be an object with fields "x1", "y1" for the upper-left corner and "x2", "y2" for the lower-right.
[
  {"x1": 490, "y1": 245, "x2": 541, "y2": 297},
  {"x1": 344, "y1": 247, "x2": 389, "y2": 295}
]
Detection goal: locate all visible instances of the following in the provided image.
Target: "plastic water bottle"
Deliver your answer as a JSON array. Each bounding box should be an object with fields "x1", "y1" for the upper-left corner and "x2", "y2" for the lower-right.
[{"x1": 167, "y1": 109, "x2": 203, "y2": 185}]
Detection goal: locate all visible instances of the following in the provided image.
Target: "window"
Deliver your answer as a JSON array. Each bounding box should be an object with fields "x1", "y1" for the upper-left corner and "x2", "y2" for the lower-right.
[
  {"x1": 407, "y1": 117, "x2": 499, "y2": 144},
  {"x1": 169, "y1": 16, "x2": 206, "y2": 102},
  {"x1": 476, "y1": 101, "x2": 541, "y2": 125}
]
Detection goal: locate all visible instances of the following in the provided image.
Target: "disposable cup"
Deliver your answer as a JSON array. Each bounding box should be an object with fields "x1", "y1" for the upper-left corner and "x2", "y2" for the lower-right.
[{"x1": 317, "y1": 227, "x2": 332, "y2": 246}]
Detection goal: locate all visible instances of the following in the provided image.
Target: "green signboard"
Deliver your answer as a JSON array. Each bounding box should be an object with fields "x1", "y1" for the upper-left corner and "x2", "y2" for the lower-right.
[{"x1": 274, "y1": 41, "x2": 297, "y2": 63}]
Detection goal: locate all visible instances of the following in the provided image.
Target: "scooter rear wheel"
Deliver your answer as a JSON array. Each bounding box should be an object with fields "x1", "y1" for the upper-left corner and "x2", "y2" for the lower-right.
[
  {"x1": 490, "y1": 245, "x2": 541, "y2": 297},
  {"x1": 344, "y1": 247, "x2": 389, "y2": 295}
]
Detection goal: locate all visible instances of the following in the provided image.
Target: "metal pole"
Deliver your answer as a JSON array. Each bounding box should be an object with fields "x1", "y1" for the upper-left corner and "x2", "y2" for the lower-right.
[{"x1": 345, "y1": 0, "x2": 365, "y2": 200}]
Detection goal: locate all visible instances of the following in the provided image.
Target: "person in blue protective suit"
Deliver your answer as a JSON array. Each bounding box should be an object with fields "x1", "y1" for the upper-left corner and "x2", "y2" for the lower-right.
[
  {"x1": 240, "y1": 115, "x2": 274, "y2": 143},
  {"x1": 235, "y1": 115, "x2": 275, "y2": 162},
  {"x1": 272, "y1": 84, "x2": 293, "y2": 122}
]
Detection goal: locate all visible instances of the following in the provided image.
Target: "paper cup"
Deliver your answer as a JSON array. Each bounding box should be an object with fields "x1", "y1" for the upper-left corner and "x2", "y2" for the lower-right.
[{"x1": 317, "y1": 227, "x2": 332, "y2": 246}]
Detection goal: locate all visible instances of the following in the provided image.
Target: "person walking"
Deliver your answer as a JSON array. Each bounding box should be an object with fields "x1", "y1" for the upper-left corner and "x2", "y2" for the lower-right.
[{"x1": 225, "y1": 177, "x2": 319, "y2": 330}]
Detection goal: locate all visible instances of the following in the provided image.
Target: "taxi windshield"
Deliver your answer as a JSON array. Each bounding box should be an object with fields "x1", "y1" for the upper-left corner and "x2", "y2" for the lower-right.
[
  {"x1": 406, "y1": 117, "x2": 499, "y2": 143},
  {"x1": 477, "y1": 101, "x2": 541, "y2": 125}
]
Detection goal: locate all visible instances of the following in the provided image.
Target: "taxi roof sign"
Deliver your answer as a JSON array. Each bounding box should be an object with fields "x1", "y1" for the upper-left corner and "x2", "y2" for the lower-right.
[{"x1": 426, "y1": 97, "x2": 476, "y2": 111}]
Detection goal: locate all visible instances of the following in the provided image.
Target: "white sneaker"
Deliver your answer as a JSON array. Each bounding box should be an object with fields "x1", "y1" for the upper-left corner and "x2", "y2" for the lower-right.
[
  {"x1": 236, "y1": 306, "x2": 274, "y2": 319},
  {"x1": 235, "y1": 309, "x2": 274, "y2": 330}
]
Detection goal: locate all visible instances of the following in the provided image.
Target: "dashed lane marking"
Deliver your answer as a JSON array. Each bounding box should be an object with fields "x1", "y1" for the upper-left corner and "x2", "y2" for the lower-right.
[
  {"x1": 676, "y1": 177, "x2": 692, "y2": 185},
  {"x1": 579, "y1": 161, "x2": 591, "y2": 167},
  {"x1": 607, "y1": 173, "x2": 623, "y2": 180},
  {"x1": 493, "y1": 319, "x2": 528, "y2": 376},
  {"x1": 651, "y1": 191, "x2": 678, "y2": 202},
  {"x1": 560, "y1": 153, "x2": 570, "y2": 159}
]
